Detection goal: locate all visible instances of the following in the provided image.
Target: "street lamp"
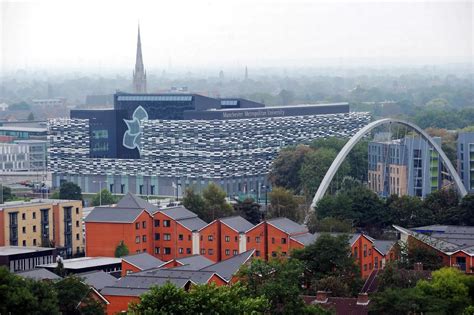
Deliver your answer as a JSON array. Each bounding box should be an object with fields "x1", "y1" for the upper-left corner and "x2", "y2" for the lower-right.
[{"x1": 93, "y1": 180, "x2": 108, "y2": 206}]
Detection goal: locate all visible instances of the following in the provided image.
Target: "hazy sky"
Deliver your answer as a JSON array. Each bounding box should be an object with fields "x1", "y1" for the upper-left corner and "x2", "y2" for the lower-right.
[{"x1": 1, "y1": 0, "x2": 472, "y2": 72}]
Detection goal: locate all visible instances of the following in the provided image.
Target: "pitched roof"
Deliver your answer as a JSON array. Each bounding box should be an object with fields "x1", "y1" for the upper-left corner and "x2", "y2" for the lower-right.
[
  {"x1": 116, "y1": 193, "x2": 159, "y2": 213},
  {"x1": 220, "y1": 216, "x2": 255, "y2": 233},
  {"x1": 411, "y1": 225, "x2": 474, "y2": 248},
  {"x1": 373, "y1": 240, "x2": 396, "y2": 255},
  {"x1": 267, "y1": 217, "x2": 308, "y2": 235},
  {"x1": 84, "y1": 207, "x2": 145, "y2": 223},
  {"x1": 78, "y1": 270, "x2": 118, "y2": 290},
  {"x1": 177, "y1": 217, "x2": 207, "y2": 232},
  {"x1": 173, "y1": 255, "x2": 214, "y2": 270},
  {"x1": 200, "y1": 249, "x2": 254, "y2": 282},
  {"x1": 101, "y1": 276, "x2": 190, "y2": 297},
  {"x1": 122, "y1": 253, "x2": 165, "y2": 270},
  {"x1": 16, "y1": 268, "x2": 62, "y2": 281},
  {"x1": 393, "y1": 225, "x2": 461, "y2": 254},
  {"x1": 291, "y1": 232, "x2": 317, "y2": 246},
  {"x1": 160, "y1": 206, "x2": 198, "y2": 221}
]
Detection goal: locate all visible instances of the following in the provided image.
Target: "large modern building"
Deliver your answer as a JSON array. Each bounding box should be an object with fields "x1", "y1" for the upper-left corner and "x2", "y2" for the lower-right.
[
  {"x1": 368, "y1": 134, "x2": 443, "y2": 198},
  {"x1": 457, "y1": 132, "x2": 474, "y2": 194},
  {"x1": 0, "y1": 140, "x2": 47, "y2": 173},
  {"x1": 48, "y1": 26, "x2": 371, "y2": 197},
  {"x1": 0, "y1": 199, "x2": 84, "y2": 257}
]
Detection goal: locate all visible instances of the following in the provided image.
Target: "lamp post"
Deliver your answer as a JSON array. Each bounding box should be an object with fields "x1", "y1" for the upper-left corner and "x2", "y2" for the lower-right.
[{"x1": 93, "y1": 180, "x2": 107, "y2": 206}]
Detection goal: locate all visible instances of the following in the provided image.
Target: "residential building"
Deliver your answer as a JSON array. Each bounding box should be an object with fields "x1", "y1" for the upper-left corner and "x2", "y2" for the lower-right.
[
  {"x1": 0, "y1": 246, "x2": 57, "y2": 272},
  {"x1": 457, "y1": 132, "x2": 474, "y2": 194},
  {"x1": 368, "y1": 135, "x2": 442, "y2": 198},
  {"x1": 0, "y1": 140, "x2": 47, "y2": 172},
  {"x1": 0, "y1": 199, "x2": 84, "y2": 257},
  {"x1": 38, "y1": 256, "x2": 122, "y2": 275},
  {"x1": 121, "y1": 252, "x2": 165, "y2": 277},
  {"x1": 394, "y1": 224, "x2": 474, "y2": 273}
]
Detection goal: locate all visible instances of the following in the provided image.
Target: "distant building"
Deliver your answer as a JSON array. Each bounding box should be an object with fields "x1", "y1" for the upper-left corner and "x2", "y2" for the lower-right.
[
  {"x1": 38, "y1": 256, "x2": 121, "y2": 275},
  {"x1": 0, "y1": 140, "x2": 47, "y2": 172},
  {"x1": 0, "y1": 103, "x2": 8, "y2": 111},
  {"x1": 0, "y1": 199, "x2": 84, "y2": 257},
  {"x1": 457, "y1": 132, "x2": 474, "y2": 194},
  {"x1": 368, "y1": 135, "x2": 442, "y2": 198},
  {"x1": 0, "y1": 125, "x2": 47, "y2": 140},
  {"x1": 32, "y1": 98, "x2": 66, "y2": 107},
  {"x1": 0, "y1": 246, "x2": 57, "y2": 272},
  {"x1": 132, "y1": 25, "x2": 147, "y2": 93}
]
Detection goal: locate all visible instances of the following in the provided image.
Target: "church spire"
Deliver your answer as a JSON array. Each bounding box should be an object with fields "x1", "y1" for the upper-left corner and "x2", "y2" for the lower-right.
[{"x1": 133, "y1": 24, "x2": 147, "y2": 93}]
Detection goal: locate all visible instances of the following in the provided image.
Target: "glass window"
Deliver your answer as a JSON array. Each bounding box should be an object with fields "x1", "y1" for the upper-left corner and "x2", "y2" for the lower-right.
[
  {"x1": 163, "y1": 220, "x2": 171, "y2": 227},
  {"x1": 154, "y1": 219, "x2": 160, "y2": 227},
  {"x1": 225, "y1": 236, "x2": 230, "y2": 242},
  {"x1": 164, "y1": 234, "x2": 171, "y2": 241},
  {"x1": 208, "y1": 235, "x2": 214, "y2": 241},
  {"x1": 155, "y1": 233, "x2": 160, "y2": 241},
  {"x1": 135, "y1": 236, "x2": 140, "y2": 243},
  {"x1": 164, "y1": 248, "x2": 171, "y2": 254}
]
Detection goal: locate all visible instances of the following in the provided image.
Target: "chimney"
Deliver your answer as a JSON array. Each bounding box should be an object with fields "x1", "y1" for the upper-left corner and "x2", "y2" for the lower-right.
[
  {"x1": 315, "y1": 291, "x2": 328, "y2": 304},
  {"x1": 414, "y1": 262, "x2": 423, "y2": 271},
  {"x1": 357, "y1": 293, "x2": 369, "y2": 305}
]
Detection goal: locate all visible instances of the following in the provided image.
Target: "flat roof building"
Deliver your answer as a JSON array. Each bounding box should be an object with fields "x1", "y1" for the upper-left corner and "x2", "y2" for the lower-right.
[{"x1": 0, "y1": 246, "x2": 57, "y2": 272}]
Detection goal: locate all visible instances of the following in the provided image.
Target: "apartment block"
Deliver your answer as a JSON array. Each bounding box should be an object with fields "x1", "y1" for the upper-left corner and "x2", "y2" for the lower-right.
[
  {"x1": 457, "y1": 132, "x2": 474, "y2": 194},
  {"x1": 0, "y1": 199, "x2": 84, "y2": 257}
]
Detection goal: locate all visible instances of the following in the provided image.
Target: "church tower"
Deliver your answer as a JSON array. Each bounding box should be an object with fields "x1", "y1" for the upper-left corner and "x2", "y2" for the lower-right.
[{"x1": 133, "y1": 25, "x2": 147, "y2": 93}]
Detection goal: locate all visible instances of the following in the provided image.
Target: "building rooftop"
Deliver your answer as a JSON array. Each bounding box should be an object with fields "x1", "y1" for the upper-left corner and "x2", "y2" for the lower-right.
[
  {"x1": 200, "y1": 249, "x2": 254, "y2": 282},
  {"x1": 0, "y1": 199, "x2": 80, "y2": 209},
  {"x1": 101, "y1": 276, "x2": 190, "y2": 297},
  {"x1": 16, "y1": 268, "x2": 62, "y2": 281},
  {"x1": 0, "y1": 126, "x2": 47, "y2": 132},
  {"x1": 177, "y1": 216, "x2": 207, "y2": 232},
  {"x1": 291, "y1": 232, "x2": 317, "y2": 246},
  {"x1": 38, "y1": 257, "x2": 121, "y2": 270},
  {"x1": 122, "y1": 253, "x2": 165, "y2": 270},
  {"x1": 84, "y1": 207, "x2": 145, "y2": 223},
  {"x1": 160, "y1": 206, "x2": 198, "y2": 221},
  {"x1": 220, "y1": 216, "x2": 255, "y2": 233},
  {"x1": 0, "y1": 246, "x2": 55, "y2": 256},
  {"x1": 78, "y1": 270, "x2": 118, "y2": 290},
  {"x1": 116, "y1": 193, "x2": 159, "y2": 214},
  {"x1": 173, "y1": 255, "x2": 215, "y2": 271},
  {"x1": 267, "y1": 218, "x2": 308, "y2": 235},
  {"x1": 373, "y1": 240, "x2": 396, "y2": 255},
  {"x1": 213, "y1": 102, "x2": 349, "y2": 111}
]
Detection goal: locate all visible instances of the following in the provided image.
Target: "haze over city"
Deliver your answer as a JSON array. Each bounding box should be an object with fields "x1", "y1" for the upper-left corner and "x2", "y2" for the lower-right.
[{"x1": 2, "y1": 0, "x2": 472, "y2": 73}]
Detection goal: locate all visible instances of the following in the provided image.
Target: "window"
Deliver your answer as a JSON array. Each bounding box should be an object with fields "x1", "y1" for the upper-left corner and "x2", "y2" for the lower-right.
[
  {"x1": 178, "y1": 234, "x2": 183, "y2": 241},
  {"x1": 271, "y1": 237, "x2": 275, "y2": 244},
  {"x1": 201, "y1": 248, "x2": 206, "y2": 255},
  {"x1": 363, "y1": 245, "x2": 367, "y2": 257},
  {"x1": 76, "y1": 221, "x2": 80, "y2": 227},
  {"x1": 164, "y1": 248, "x2": 171, "y2": 255},
  {"x1": 135, "y1": 222, "x2": 140, "y2": 230},
  {"x1": 32, "y1": 212, "x2": 36, "y2": 219},
  {"x1": 353, "y1": 247, "x2": 358, "y2": 258},
  {"x1": 33, "y1": 239, "x2": 37, "y2": 246},
  {"x1": 186, "y1": 248, "x2": 191, "y2": 254},
  {"x1": 179, "y1": 248, "x2": 183, "y2": 254},
  {"x1": 154, "y1": 219, "x2": 160, "y2": 227},
  {"x1": 255, "y1": 250, "x2": 261, "y2": 257},
  {"x1": 136, "y1": 250, "x2": 141, "y2": 254},
  {"x1": 76, "y1": 207, "x2": 79, "y2": 214},
  {"x1": 233, "y1": 250, "x2": 238, "y2": 256},
  {"x1": 281, "y1": 238, "x2": 287, "y2": 244},
  {"x1": 155, "y1": 247, "x2": 160, "y2": 254},
  {"x1": 368, "y1": 248, "x2": 372, "y2": 256},
  {"x1": 22, "y1": 213, "x2": 26, "y2": 220},
  {"x1": 271, "y1": 251, "x2": 277, "y2": 257},
  {"x1": 142, "y1": 221, "x2": 146, "y2": 228},
  {"x1": 247, "y1": 237, "x2": 250, "y2": 243},
  {"x1": 135, "y1": 236, "x2": 140, "y2": 243},
  {"x1": 76, "y1": 233, "x2": 80, "y2": 240},
  {"x1": 208, "y1": 249, "x2": 214, "y2": 255},
  {"x1": 22, "y1": 240, "x2": 26, "y2": 246},
  {"x1": 126, "y1": 269, "x2": 133, "y2": 275},
  {"x1": 163, "y1": 220, "x2": 171, "y2": 227},
  {"x1": 225, "y1": 236, "x2": 230, "y2": 242},
  {"x1": 225, "y1": 249, "x2": 230, "y2": 256},
  {"x1": 255, "y1": 237, "x2": 260, "y2": 243},
  {"x1": 208, "y1": 235, "x2": 214, "y2": 241},
  {"x1": 22, "y1": 227, "x2": 26, "y2": 234},
  {"x1": 200, "y1": 235, "x2": 203, "y2": 241},
  {"x1": 33, "y1": 225, "x2": 36, "y2": 232},
  {"x1": 164, "y1": 234, "x2": 171, "y2": 241},
  {"x1": 375, "y1": 257, "x2": 379, "y2": 269},
  {"x1": 142, "y1": 235, "x2": 147, "y2": 242},
  {"x1": 155, "y1": 233, "x2": 160, "y2": 241},
  {"x1": 188, "y1": 235, "x2": 191, "y2": 241},
  {"x1": 235, "y1": 236, "x2": 238, "y2": 242}
]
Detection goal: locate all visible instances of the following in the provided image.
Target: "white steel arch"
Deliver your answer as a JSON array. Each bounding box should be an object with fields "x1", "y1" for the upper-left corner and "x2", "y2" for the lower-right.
[{"x1": 310, "y1": 118, "x2": 468, "y2": 211}]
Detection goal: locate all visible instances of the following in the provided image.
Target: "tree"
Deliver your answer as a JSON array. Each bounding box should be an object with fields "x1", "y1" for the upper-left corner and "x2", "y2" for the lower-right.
[
  {"x1": 114, "y1": 241, "x2": 129, "y2": 258},
  {"x1": 27, "y1": 112, "x2": 35, "y2": 121},
  {"x1": 267, "y1": 187, "x2": 302, "y2": 222},
  {"x1": 59, "y1": 181, "x2": 82, "y2": 200},
  {"x1": 307, "y1": 216, "x2": 352, "y2": 234},
  {"x1": 91, "y1": 189, "x2": 117, "y2": 206},
  {"x1": 55, "y1": 257, "x2": 66, "y2": 277},
  {"x1": 458, "y1": 194, "x2": 474, "y2": 226},
  {"x1": 398, "y1": 241, "x2": 444, "y2": 271},
  {"x1": 55, "y1": 276, "x2": 90, "y2": 315},
  {"x1": 129, "y1": 282, "x2": 269, "y2": 314},
  {"x1": 423, "y1": 188, "x2": 460, "y2": 224},
  {"x1": 1, "y1": 185, "x2": 14, "y2": 203},
  {"x1": 233, "y1": 197, "x2": 262, "y2": 224},
  {"x1": 182, "y1": 187, "x2": 206, "y2": 220},
  {"x1": 269, "y1": 145, "x2": 311, "y2": 192},
  {"x1": 202, "y1": 183, "x2": 234, "y2": 222},
  {"x1": 386, "y1": 195, "x2": 433, "y2": 227},
  {"x1": 292, "y1": 233, "x2": 362, "y2": 295}
]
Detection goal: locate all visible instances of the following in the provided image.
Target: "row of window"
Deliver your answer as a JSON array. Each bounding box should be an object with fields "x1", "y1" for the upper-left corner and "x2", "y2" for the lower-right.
[
  {"x1": 17, "y1": 207, "x2": 80, "y2": 221},
  {"x1": 353, "y1": 245, "x2": 372, "y2": 258},
  {"x1": 154, "y1": 233, "x2": 192, "y2": 241},
  {"x1": 135, "y1": 220, "x2": 173, "y2": 230}
]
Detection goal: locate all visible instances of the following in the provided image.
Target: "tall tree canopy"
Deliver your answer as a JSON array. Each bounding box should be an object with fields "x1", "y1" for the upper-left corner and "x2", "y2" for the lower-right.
[{"x1": 59, "y1": 181, "x2": 82, "y2": 200}]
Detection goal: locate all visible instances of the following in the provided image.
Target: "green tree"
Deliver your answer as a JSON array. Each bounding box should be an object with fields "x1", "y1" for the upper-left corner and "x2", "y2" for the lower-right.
[
  {"x1": 458, "y1": 194, "x2": 474, "y2": 226},
  {"x1": 59, "y1": 181, "x2": 82, "y2": 200},
  {"x1": 129, "y1": 282, "x2": 189, "y2": 314},
  {"x1": 307, "y1": 216, "x2": 352, "y2": 234},
  {"x1": 292, "y1": 234, "x2": 362, "y2": 295},
  {"x1": 91, "y1": 189, "x2": 117, "y2": 206},
  {"x1": 114, "y1": 241, "x2": 129, "y2": 258},
  {"x1": 233, "y1": 197, "x2": 262, "y2": 224},
  {"x1": 399, "y1": 241, "x2": 444, "y2": 271},
  {"x1": 267, "y1": 187, "x2": 303, "y2": 222},
  {"x1": 202, "y1": 183, "x2": 234, "y2": 222},
  {"x1": 1, "y1": 185, "x2": 14, "y2": 203},
  {"x1": 55, "y1": 276, "x2": 90, "y2": 315},
  {"x1": 423, "y1": 188, "x2": 460, "y2": 224},
  {"x1": 386, "y1": 194, "x2": 433, "y2": 227},
  {"x1": 269, "y1": 145, "x2": 311, "y2": 192},
  {"x1": 182, "y1": 187, "x2": 207, "y2": 220},
  {"x1": 27, "y1": 112, "x2": 35, "y2": 121}
]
